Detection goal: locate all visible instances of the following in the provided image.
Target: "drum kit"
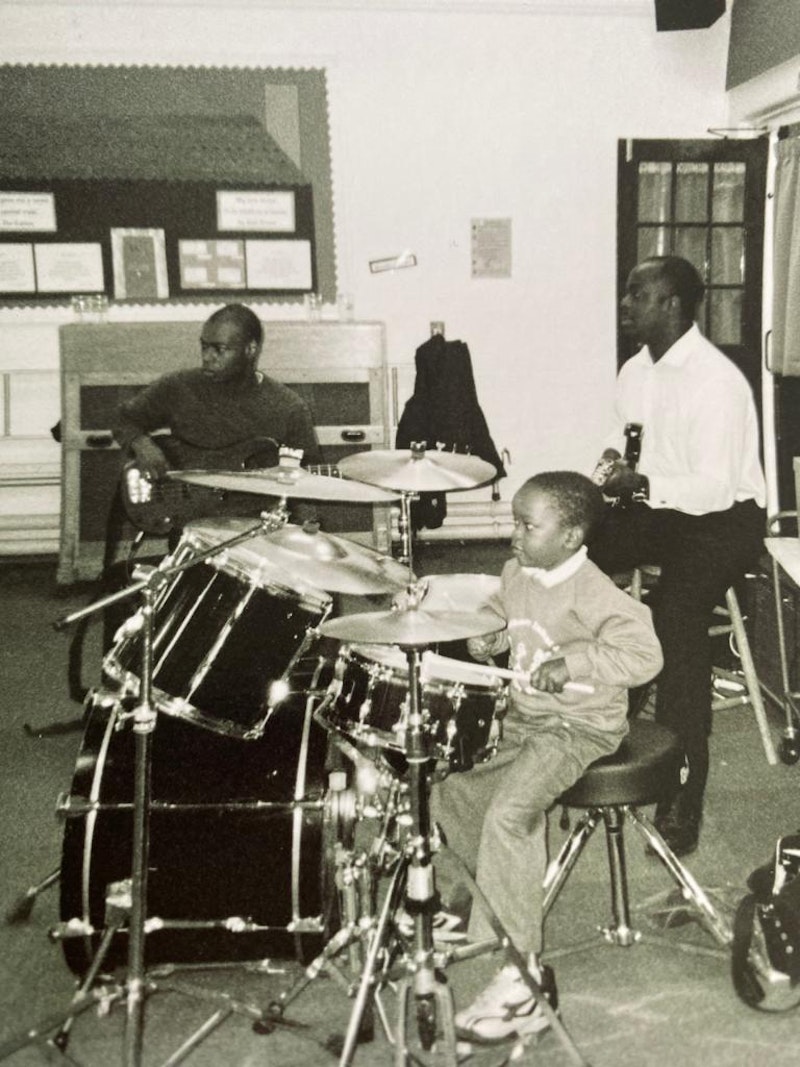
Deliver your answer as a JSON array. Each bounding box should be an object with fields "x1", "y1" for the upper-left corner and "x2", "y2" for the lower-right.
[{"x1": 3, "y1": 445, "x2": 525, "y2": 1067}]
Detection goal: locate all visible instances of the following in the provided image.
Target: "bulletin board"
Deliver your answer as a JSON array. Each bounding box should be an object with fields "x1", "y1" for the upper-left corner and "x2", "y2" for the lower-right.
[
  {"x1": 0, "y1": 179, "x2": 316, "y2": 302},
  {"x1": 0, "y1": 63, "x2": 335, "y2": 305}
]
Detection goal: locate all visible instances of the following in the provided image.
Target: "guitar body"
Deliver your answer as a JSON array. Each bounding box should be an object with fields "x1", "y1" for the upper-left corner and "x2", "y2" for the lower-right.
[
  {"x1": 592, "y1": 422, "x2": 645, "y2": 509},
  {"x1": 121, "y1": 436, "x2": 282, "y2": 536},
  {"x1": 121, "y1": 437, "x2": 339, "y2": 536},
  {"x1": 122, "y1": 465, "x2": 227, "y2": 535}
]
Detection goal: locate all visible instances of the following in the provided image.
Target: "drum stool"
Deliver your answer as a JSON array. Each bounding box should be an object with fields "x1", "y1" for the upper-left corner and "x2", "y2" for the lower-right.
[
  {"x1": 542, "y1": 720, "x2": 733, "y2": 951},
  {"x1": 629, "y1": 565, "x2": 777, "y2": 766}
]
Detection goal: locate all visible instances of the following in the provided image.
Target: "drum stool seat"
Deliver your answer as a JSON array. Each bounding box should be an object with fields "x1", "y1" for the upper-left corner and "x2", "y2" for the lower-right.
[{"x1": 543, "y1": 720, "x2": 733, "y2": 950}]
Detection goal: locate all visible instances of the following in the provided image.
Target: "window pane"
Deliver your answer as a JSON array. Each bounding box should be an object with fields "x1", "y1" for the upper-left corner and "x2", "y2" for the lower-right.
[
  {"x1": 712, "y1": 162, "x2": 745, "y2": 222},
  {"x1": 711, "y1": 227, "x2": 744, "y2": 285},
  {"x1": 637, "y1": 226, "x2": 670, "y2": 261},
  {"x1": 674, "y1": 227, "x2": 708, "y2": 279},
  {"x1": 675, "y1": 162, "x2": 709, "y2": 223},
  {"x1": 708, "y1": 289, "x2": 742, "y2": 346},
  {"x1": 637, "y1": 162, "x2": 672, "y2": 223}
]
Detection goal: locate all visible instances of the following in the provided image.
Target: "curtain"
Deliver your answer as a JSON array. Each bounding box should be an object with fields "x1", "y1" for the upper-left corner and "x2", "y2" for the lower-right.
[{"x1": 772, "y1": 137, "x2": 800, "y2": 375}]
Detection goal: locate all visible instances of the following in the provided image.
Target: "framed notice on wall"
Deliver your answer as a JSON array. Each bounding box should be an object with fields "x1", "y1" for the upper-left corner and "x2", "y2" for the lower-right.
[
  {"x1": 245, "y1": 239, "x2": 312, "y2": 290},
  {"x1": 178, "y1": 239, "x2": 246, "y2": 290},
  {"x1": 34, "y1": 242, "x2": 104, "y2": 293},
  {"x1": 0, "y1": 245, "x2": 36, "y2": 292},
  {"x1": 111, "y1": 228, "x2": 169, "y2": 300}
]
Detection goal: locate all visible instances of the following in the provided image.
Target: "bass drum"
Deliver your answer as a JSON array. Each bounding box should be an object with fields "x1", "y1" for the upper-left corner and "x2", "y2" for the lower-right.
[{"x1": 59, "y1": 688, "x2": 354, "y2": 975}]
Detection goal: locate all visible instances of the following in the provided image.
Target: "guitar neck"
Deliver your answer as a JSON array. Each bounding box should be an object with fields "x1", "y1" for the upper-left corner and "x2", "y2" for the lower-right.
[{"x1": 623, "y1": 422, "x2": 643, "y2": 472}]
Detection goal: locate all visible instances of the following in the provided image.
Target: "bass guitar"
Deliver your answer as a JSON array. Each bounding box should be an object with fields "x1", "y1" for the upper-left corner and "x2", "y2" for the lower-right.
[{"x1": 121, "y1": 437, "x2": 336, "y2": 535}]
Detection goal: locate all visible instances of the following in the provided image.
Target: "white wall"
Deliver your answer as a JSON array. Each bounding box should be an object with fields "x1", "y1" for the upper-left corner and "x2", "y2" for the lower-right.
[{"x1": 0, "y1": 0, "x2": 733, "y2": 547}]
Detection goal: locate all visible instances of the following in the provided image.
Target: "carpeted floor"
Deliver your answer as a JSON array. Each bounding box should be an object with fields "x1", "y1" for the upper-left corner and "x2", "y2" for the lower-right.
[{"x1": 1, "y1": 543, "x2": 800, "y2": 1067}]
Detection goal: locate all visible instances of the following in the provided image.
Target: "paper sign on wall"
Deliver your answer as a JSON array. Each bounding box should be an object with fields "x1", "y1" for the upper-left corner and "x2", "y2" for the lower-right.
[
  {"x1": 471, "y1": 218, "x2": 512, "y2": 279},
  {"x1": 217, "y1": 191, "x2": 296, "y2": 233},
  {"x1": 0, "y1": 192, "x2": 57, "y2": 233}
]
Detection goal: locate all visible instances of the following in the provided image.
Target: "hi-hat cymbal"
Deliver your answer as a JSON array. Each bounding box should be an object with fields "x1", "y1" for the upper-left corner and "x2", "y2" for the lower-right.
[
  {"x1": 262, "y1": 524, "x2": 410, "y2": 595},
  {"x1": 170, "y1": 466, "x2": 400, "y2": 504},
  {"x1": 337, "y1": 449, "x2": 497, "y2": 493},
  {"x1": 320, "y1": 606, "x2": 504, "y2": 646}
]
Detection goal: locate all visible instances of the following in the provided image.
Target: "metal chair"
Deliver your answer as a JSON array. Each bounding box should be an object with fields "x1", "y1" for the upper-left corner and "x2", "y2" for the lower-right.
[{"x1": 629, "y1": 564, "x2": 777, "y2": 766}]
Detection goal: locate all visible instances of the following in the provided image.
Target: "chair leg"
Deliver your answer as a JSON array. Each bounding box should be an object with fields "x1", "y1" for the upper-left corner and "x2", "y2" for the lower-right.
[{"x1": 713, "y1": 588, "x2": 777, "y2": 766}]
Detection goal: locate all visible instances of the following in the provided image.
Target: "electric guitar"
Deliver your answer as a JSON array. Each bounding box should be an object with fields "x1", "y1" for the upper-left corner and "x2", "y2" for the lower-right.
[
  {"x1": 591, "y1": 422, "x2": 645, "y2": 508},
  {"x1": 120, "y1": 437, "x2": 336, "y2": 535}
]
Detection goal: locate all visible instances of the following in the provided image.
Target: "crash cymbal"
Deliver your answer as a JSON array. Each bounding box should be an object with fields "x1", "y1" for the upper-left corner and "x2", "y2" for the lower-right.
[
  {"x1": 337, "y1": 448, "x2": 497, "y2": 493},
  {"x1": 414, "y1": 573, "x2": 501, "y2": 614},
  {"x1": 261, "y1": 523, "x2": 410, "y2": 595},
  {"x1": 170, "y1": 466, "x2": 400, "y2": 504},
  {"x1": 320, "y1": 606, "x2": 504, "y2": 646}
]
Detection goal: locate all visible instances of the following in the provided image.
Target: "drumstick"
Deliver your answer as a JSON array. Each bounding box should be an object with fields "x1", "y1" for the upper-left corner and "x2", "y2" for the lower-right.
[{"x1": 485, "y1": 662, "x2": 595, "y2": 695}]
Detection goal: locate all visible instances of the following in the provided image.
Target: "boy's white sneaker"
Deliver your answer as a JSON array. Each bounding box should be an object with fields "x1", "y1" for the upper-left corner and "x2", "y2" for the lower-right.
[{"x1": 454, "y1": 962, "x2": 558, "y2": 1045}]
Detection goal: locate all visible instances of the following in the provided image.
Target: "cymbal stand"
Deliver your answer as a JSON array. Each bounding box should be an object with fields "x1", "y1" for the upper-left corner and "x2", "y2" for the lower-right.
[
  {"x1": 0, "y1": 507, "x2": 296, "y2": 1067},
  {"x1": 396, "y1": 491, "x2": 417, "y2": 572},
  {"x1": 334, "y1": 645, "x2": 457, "y2": 1067},
  {"x1": 330, "y1": 650, "x2": 590, "y2": 1067},
  {"x1": 4, "y1": 505, "x2": 294, "y2": 930},
  {"x1": 0, "y1": 572, "x2": 160, "y2": 1067},
  {"x1": 266, "y1": 809, "x2": 400, "y2": 1050}
]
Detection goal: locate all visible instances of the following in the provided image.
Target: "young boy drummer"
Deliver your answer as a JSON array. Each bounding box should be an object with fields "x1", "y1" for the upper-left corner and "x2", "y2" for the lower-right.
[{"x1": 431, "y1": 470, "x2": 663, "y2": 1047}]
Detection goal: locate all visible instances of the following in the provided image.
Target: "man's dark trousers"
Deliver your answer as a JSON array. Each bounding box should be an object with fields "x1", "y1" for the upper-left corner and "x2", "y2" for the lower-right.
[{"x1": 588, "y1": 498, "x2": 764, "y2": 818}]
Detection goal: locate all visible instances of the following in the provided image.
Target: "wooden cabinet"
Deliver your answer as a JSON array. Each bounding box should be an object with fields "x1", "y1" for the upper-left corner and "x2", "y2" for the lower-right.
[{"x1": 56, "y1": 321, "x2": 390, "y2": 585}]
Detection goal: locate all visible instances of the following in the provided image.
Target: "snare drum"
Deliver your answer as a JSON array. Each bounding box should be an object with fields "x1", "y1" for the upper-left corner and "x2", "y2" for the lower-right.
[
  {"x1": 321, "y1": 645, "x2": 507, "y2": 773},
  {"x1": 103, "y1": 519, "x2": 332, "y2": 739}
]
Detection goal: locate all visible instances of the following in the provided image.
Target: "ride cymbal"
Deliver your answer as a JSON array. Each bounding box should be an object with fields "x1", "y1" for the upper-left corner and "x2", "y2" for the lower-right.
[
  {"x1": 261, "y1": 523, "x2": 410, "y2": 595},
  {"x1": 337, "y1": 448, "x2": 497, "y2": 493},
  {"x1": 320, "y1": 606, "x2": 504, "y2": 646},
  {"x1": 170, "y1": 466, "x2": 400, "y2": 503}
]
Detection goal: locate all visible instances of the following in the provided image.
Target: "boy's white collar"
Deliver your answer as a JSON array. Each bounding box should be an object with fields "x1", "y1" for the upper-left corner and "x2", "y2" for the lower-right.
[{"x1": 521, "y1": 545, "x2": 587, "y2": 587}]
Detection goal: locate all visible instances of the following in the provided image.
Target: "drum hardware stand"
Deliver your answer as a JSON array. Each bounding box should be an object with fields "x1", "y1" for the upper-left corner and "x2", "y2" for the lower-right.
[
  {"x1": 5, "y1": 507, "x2": 294, "y2": 930},
  {"x1": 263, "y1": 758, "x2": 409, "y2": 1047},
  {"x1": 314, "y1": 647, "x2": 589, "y2": 1067},
  {"x1": 308, "y1": 645, "x2": 457, "y2": 1067},
  {"x1": 1, "y1": 508, "x2": 309, "y2": 1067},
  {"x1": 5, "y1": 866, "x2": 61, "y2": 924}
]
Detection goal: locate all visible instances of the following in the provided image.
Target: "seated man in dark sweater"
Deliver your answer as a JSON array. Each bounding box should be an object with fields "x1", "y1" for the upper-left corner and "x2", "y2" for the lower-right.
[
  {"x1": 114, "y1": 301, "x2": 321, "y2": 479},
  {"x1": 98, "y1": 302, "x2": 321, "y2": 650}
]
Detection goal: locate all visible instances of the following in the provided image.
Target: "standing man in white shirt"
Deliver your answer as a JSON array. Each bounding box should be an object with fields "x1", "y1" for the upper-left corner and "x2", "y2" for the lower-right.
[{"x1": 588, "y1": 255, "x2": 766, "y2": 857}]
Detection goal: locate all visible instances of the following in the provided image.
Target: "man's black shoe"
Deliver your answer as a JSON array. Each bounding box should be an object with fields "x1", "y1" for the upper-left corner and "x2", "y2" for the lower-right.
[
  {"x1": 652, "y1": 811, "x2": 701, "y2": 857},
  {"x1": 648, "y1": 792, "x2": 702, "y2": 858}
]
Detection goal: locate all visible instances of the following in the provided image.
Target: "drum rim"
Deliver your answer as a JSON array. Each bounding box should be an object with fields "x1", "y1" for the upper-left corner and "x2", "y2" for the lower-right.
[{"x1": 343, "y1": 643, "x2": 504, "y2": 693}]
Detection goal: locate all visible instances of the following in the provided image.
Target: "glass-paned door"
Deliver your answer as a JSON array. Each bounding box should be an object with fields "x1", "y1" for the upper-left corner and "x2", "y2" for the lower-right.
[{"x1": 617, "y1": 138, "x2": 768, "y2": 407}]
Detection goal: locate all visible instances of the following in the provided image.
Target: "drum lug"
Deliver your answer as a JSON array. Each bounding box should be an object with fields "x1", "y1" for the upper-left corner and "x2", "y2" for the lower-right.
[
  {"x1": 55, "y1": 790, "x2": 89, "y2": 818},
  {"x1": 445, "y1": 683, "x2": 466, "y2": 710},
  {"x1": 287, "y1": 917, "x2": 325, "y2": 934}
]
